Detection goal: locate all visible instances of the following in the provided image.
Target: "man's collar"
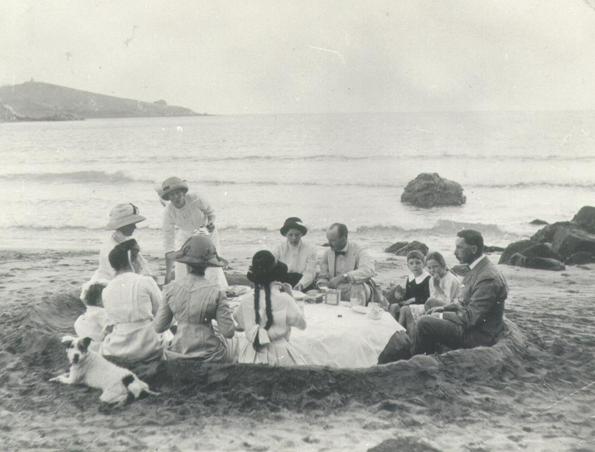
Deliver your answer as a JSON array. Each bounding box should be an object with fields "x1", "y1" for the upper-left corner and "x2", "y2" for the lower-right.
[{"x1": 468, "y1": 254, "x2": 486, "y2": 270}]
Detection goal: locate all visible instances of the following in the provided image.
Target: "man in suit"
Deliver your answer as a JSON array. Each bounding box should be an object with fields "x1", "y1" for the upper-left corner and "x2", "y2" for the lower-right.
[
  {"x1": 412, "y1": 229, "x2": 508, "y2": 354},
  {"x1": 317, "y1": 223, "x2": 376, "y2": 302},
  {"x1": 378, "y1": 229, "x2": 507, "y2": 363}
]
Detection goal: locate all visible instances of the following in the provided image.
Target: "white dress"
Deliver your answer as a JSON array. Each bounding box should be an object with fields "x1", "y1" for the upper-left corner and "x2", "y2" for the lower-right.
[
  {"x1": 429, "y1": 271, "x2": 462, "y2": 304},
  {"x1": 74, "y1": 306, "x2": 108, "y2": 348},
  {"x1": 100, "y1": 272, "x2": 163, "y2": 363},
  {"x1": 234, "y1": 283, "x2": 307, "y2": 366},
  {"x1": 162, "y1": 193, "x2": 228, "y2": 288}
]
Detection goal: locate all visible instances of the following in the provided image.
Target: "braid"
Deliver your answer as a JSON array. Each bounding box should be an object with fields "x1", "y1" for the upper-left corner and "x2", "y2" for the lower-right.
[
  {"x1": 264, "y1": 283, "x2": 274, "y2": 330},
  {"x1": 253, "y1": 282, "x2": 261, "y2": 325}
]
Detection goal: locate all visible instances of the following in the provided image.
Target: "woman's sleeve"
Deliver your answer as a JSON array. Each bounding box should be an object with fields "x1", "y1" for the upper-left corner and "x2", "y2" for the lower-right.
[
  {"x1": 233, "y1": 300, "x2": 245, "y2": 332},
  {"x1": 153, "y1": 286, "x2": 173, "y2": 333},
  {"x1": 197, "y1": 195, "x2": 216, "y2": 224},
  {"x1": 162, "y1": 208, "x2": 176, "y2": 253},
  {"x1": 215, "y1": 291, "x2": 235, "y2": 338},
  {"x1": 298, "y1": 246, "x2": 318, "y2": 289},
  {"x1": 286, "y1": 297, "x2": 306, "y2": 330}
]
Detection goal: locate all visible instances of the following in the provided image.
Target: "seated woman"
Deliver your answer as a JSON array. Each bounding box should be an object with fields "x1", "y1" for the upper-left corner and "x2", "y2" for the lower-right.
[
  {"x1": 400, "y1": 251, "x2": 461, "y2": 337},
  {"x1": 74, "y1": 282, "x2": 108, "y2": 349},
  {"x1": 80, "y1": 203, "x2": 152, "y2": 301},
  {"x1": 153, "y1": 235, "x2": 236, "y2": 362},
  {"x1": 273, "y1": 217, "x2": 317, "y2": 291},
  {"x1": 100, "y1": 239, "x2": 163, "y2": 364},
  {"x1": 234, "y1": 250, "x2": 307, "y2": 366}
]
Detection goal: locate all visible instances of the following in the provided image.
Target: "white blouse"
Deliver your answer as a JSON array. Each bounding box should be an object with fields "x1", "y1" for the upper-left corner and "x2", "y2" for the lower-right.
[
  {"x1": 429, "y1": 271, "x2": 462, "y2": 304},
  {"x1": 162, "y1": 193, "x2": 215, "y2": 252},
  {"x1": 102, "y1": 272, "x2": 161, "y2": 324},
  {"x1": 273, "y1": 240, "x2": 318, "y2": 288}
]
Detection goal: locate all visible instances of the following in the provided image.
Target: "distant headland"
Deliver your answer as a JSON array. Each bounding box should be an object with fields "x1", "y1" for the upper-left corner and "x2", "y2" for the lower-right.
[{"x1": 0, "y1": 81, "x2": 203, "y2": 122}]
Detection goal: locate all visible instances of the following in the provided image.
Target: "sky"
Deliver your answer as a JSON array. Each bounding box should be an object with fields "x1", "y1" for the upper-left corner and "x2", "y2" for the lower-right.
[{"x1": 2, "y1": 0, "x2": 595, "y2": 114}]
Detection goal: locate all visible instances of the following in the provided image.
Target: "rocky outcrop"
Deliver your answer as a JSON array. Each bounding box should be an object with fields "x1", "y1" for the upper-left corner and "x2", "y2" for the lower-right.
[
  {"x1": 530, "y1": 219, "x2": 548, "y2": 225},
  {"x1": 499, "y1": 240, "x2": 564, "y2": 270},
  {"x1": 401, "y1": 173, "x2": 466, "y2": 208},
  {"x1": 501, "y1": 206, "x2": 595, "y2": 269},
  {"x1": 484, "y1": 245, "x2": 505, "y2": 253},
  {"x1": 385, "y1": 240, "x2": 428, "y2": 256},
  {"x1": 572, "y1": 206, "x2": 595, "y2": 234}
]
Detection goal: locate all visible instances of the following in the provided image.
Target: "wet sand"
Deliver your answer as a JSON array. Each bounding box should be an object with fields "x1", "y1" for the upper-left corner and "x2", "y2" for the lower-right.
[{"x1": 0, "y1": 249, "x2": 594, "y2": 451}]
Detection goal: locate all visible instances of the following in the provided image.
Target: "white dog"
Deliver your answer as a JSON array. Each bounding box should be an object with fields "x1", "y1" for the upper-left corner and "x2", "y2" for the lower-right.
[{"x1": 50, "y1": 335, "x2": 159, "y2": 404}]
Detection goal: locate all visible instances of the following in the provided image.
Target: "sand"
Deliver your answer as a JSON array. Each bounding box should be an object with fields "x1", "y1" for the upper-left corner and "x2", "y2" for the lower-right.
[{"x1": 1, "y1": 249, "x2": 594, "y2": 451}]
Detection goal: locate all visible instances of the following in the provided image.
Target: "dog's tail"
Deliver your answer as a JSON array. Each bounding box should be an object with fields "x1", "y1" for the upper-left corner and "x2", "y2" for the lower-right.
[{"x1": 122, "y1": 374, "x2": 160, "y2": 398}]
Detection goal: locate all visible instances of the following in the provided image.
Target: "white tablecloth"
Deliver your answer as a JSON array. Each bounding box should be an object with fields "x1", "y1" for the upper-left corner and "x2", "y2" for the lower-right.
[{"x1": 234, "y1": 301, "x2": 404, "y2": 368}]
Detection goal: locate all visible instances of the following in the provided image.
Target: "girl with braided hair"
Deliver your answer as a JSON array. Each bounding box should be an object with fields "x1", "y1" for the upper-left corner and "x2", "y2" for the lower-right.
[{"x1": 234, "y1": 250, "x2": 307, "y2": 366}]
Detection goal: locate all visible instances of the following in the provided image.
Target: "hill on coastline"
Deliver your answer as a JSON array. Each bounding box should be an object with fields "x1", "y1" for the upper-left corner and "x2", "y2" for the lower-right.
[{"x1": 0, "y1": 81, "x2": 200, "y2": 122}]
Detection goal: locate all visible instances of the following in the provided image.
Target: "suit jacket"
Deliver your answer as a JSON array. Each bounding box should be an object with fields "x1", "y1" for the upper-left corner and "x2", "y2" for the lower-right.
[
  {"x1": 443, "y1": 256, "x2": 507, "y2": 347},
  {"x1": 317, "y1": 241, "x2": 376, "y2": 285}
]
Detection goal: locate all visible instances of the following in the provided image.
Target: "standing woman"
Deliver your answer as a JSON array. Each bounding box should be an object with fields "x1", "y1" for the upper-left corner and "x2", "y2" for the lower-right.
[
  {"x1": 100, "y1": 239, "x2": 163, "y2": 364},
  {"x1": 234, "y1": 250, "x2": 307, "y2": 366},
  {"x1": 158, "y1": 176, "x2": 227, "y2": 288},
  {"x1": 273, "y1": 217, "x2": 318, "y2": 291}
]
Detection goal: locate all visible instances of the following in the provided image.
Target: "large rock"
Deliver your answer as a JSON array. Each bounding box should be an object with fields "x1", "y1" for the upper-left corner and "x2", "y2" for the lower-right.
[
  {"x1": 531, "y1": 222, "x2": 572, "y2": 244},
  {"x1": 401, "y1": 173, "x2": 466, "y2": 208},
  {"x1": 385, "y1": 240, "x2": 428, "y2": 256},
  {"x1": 509, "y1": 253, "x2": 565, "y2": 271},
  {"x1": 500, "y1": 240, "x2": 562, "y2": 268},
  {"x1": 552, "y1": 225, "x2": 595, "y2": 258},
  {"x1": 565, "y1": 251, "x2": 595, "y2": 265},
  {"x1": 572, "y1": 206, "x2": 595, "y2": 234}
]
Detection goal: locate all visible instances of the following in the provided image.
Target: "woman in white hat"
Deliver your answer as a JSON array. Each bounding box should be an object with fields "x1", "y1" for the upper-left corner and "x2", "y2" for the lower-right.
[
  {"x1": 81, "y1": 203, "x2": 152, "y2": 300},
  {"x1": 158, "y1": 176, "x2": 227, "y2": 289},
  {"x1": 153, "y1": 235, "x2": 236, "y2": 362}
]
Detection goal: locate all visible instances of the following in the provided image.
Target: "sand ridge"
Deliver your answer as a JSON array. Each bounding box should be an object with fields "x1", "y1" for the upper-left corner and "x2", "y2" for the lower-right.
[{"x1": 0, "y1": 249, "x2": 594, "y2": 451}]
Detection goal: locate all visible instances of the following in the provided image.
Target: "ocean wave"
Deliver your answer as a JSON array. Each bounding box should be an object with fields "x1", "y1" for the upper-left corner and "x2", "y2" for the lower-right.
[
  {"x1": 0, "y1": 170, "x2": 153, "y2": 184},
  {"x1": 1, "y1": 170, "x2": 593, "y2": 191},
  {"x1": 145, "y1": 153, "x2": 595, "y2": 163}
]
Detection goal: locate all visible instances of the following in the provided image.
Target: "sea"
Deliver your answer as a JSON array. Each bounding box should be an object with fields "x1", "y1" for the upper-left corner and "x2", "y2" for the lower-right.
[{"x1": 2, "y1": 110, "x2": 595, "y2": 264}]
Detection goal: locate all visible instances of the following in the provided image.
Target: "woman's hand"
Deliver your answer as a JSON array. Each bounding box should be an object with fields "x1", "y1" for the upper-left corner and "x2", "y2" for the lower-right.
[
  {"x1": 280, "y1": 282, "x2": 293, "y2": 296},
  {"x1": 206, "y1": 222, "x2": 216, "y2": 233}
]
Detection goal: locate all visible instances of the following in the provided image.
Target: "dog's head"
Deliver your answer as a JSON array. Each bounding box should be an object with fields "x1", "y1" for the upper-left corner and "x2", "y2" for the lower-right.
[{"x1": 61, "y1": 335, "x2": 92, "y2": 365}]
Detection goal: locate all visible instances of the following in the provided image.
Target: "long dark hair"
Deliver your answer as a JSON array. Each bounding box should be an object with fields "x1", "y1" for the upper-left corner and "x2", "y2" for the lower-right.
[{"x1": 247, "y1": 250, "x2": 288, "y2": 351}]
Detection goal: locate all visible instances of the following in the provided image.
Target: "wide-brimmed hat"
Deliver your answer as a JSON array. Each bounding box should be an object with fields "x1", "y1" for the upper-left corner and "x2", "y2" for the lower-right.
[
  {"x1": 106, "y1": 203, "x2": 146, "y2": 230},
  {"x1": 280, "y1": 217, "x2": 307, "y2": 236},
  {"x1": 159, "y1": 176, "x2": 189, "y2": 201},
  {"x1": 247, "y1": 250, "x2": 288, "y2": 284},
  {"x1": 175, "y1": 235, "x2": 225, "y2": 267}
]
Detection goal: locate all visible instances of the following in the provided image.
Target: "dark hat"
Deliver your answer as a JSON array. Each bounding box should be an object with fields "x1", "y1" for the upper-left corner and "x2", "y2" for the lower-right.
[
  {"x1": 280, "y1": 217, "x2": 307, "y2": 236},
  {"x1": 175, "y1": 235, "x2": 226, "y2": 267},
  {"x1": 247, "y1": 250, "x2": 288, "y2": 284}
]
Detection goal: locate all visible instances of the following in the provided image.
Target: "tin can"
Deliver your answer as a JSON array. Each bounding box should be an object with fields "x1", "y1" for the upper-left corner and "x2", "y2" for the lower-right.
[{"x1": 325, "y1": 289, "x2": 340, "y2": 305}]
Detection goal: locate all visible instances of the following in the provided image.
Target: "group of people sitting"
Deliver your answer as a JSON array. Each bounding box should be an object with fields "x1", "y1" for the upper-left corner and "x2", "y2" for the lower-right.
[{"x1": 74, "y1": 176, "x2": 509, "y2": 369}]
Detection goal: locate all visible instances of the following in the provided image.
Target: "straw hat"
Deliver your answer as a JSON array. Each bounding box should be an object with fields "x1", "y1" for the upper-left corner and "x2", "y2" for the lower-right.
[
  {"x1": 280, "y1": 217, "x2": 307, "y2": 236},
  {"x1": 175, "y1": 235, "x2": 226, "y2": 267},
  {"x1": 159, "y1": 176, "x2": 189, "y2": 201},
  {"x1": 106, "y1": 203, "x2": 146, "y2": 230}
]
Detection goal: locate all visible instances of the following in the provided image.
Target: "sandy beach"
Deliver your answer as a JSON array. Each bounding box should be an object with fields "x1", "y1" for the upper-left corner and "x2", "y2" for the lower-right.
[{"x1": 1, "y1": 247, "x2": 593, "y2": 451}]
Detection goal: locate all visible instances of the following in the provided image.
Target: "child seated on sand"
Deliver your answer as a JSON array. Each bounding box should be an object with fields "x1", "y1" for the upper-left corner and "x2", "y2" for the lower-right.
[
  {"x1": 74, "y1": 283, "x2": 108, "y2": 347},
  {"x1": 424, "y1": 251, "x2": 462, "y2": 310},
  {"x1": 388, "y1": 250, "x2": 431, "y2": 320}
]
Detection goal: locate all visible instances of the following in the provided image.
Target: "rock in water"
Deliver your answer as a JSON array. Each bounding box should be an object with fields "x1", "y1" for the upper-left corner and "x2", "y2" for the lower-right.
[
  {"x1": 401, "y1": 173, "x2": 466, "y2": 208},
  {"x1": 572, "y1": 206, "x2": 595, "y2": 234},
  {"x1": 565, "y1": 251, "x2": 595, "y2": 265},
  {"x1": 385, "y1": 240, "x2": 429, "y2": 256},
  {"x1": 530, "y1": 219, "x2": 549, "y2": 225}
]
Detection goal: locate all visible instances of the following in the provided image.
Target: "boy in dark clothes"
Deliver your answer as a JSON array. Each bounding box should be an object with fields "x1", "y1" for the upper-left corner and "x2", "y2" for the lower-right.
[{"x1": 388, "y1": 250, "x2": 431, "y2": 320}]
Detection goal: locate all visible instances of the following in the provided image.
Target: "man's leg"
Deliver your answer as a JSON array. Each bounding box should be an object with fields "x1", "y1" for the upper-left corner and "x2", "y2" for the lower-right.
[
  {"x1": 412, "y1": 316, "x2": 464, "y2": 355},
  {"x1": 378, "y1": 330, "x2": 412, "y2": 364}
]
